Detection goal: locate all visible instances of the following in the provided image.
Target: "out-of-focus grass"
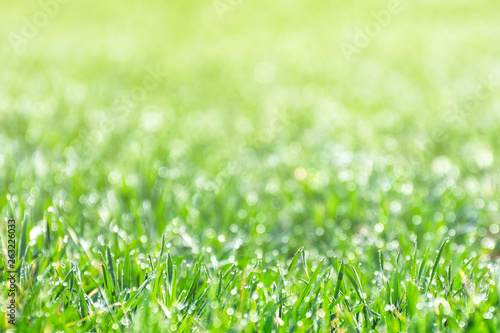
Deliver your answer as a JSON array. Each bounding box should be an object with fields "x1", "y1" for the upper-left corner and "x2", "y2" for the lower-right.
[{"x1": 1, "y1": 0, "x2": 499, "y2": 331}]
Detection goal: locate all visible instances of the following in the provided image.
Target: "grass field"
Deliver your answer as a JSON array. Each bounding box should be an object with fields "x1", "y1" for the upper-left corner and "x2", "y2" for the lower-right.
[{"x1": 1, "y1": 0, "x2": 500, "y2": 331}]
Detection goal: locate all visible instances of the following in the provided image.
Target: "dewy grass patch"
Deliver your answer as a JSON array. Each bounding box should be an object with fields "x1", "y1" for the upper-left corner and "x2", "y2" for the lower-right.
[{"x1": 1, "y1": 0, "x2": 500, "y2": 331}]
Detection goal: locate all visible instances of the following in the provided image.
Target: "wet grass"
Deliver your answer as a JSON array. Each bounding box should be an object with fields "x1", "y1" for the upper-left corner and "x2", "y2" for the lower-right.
[{"x1": 1, "y1": 0, "x2": 500, "y2": 331}]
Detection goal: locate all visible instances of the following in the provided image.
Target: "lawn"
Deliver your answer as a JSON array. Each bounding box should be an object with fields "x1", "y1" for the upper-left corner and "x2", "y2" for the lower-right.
[{"x1": 1, "y1": 0, "x2": 499, "y2": 331}]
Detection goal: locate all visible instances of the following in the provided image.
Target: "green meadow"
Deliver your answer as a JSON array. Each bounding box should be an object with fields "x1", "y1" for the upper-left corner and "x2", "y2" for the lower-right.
[{"x1": 1, "y1": 0, "x2": 499, "y2": 331}]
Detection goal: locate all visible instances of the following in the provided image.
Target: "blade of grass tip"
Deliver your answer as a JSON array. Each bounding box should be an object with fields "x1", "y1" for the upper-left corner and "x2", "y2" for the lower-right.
[
  {"x1": 320, "y1": 267, "x2": 333, "y2": 290},
  {"x1": 185, "y1": 264, "x2": 201, "y2": 306},
  {"x1": 74, "y1": 263, "x2": 89, "y2": 319},
  {"x1": 244, "y1": 261, "x2": 260, "y2": 294},
  {"x1": 51, "y1": 267, "x2": 75, "y2": 304},
  {"x1": 391, "y1": 270, "x2": 399, "y2": 308},
  {"x1": 427, "y1": 238, "x2": 449, "y2": 291},
  {"x1": 69, "y1": 268, "x2": 75, "y2": 298},
  {"x1": 217, "y1": 270, "x2": 223, "y2": 301},
  {"x1": 333, "y1": 263, "x2": 344, "y2": 300},
  {"x1": 106, "y1": 246, "x2": 117, "y2": 288},
  {"x1": 44, "y1": 212, "x2": 51, "y2": 250},
  {"x1": 79, "y1": 285, "x2": 89, "y2": 319},
  {"x1": 222, "y1": 263, "x2": 236, "y2": 280},
  {"x1": 296, "y1": 258, "x2": 324, "y2": 310},
  {"x1": 343, "y1": 307, "x2": 362, "y2": 332},
  {"x1": 154, "y1": 261, "x2": 165, "y2": 296},
  {"x1": 7, "y1": 195, "x2": 15, "y2": 215},
  {"x1": 344, "y1": 265, "x2": 364, "y2": 302},
  {"x1": 447, "y1": 261, "x2": 452, "y2": 291},
  {"x1": 330, "y1": 293, "x2": 346, "y2": 311},
  {"x1": 156, "y1": 235, "x2": 166, "y2": 271},
  {"x1": 434, "y1": 268, "x2": 446, "y2": 290},
  {"x1": 100, "y1": 251, "x2": 116, "y2": 301},
  {"x1": 410, "y1": 241, "x2": 418, "y2": 280},
  {"x1": 348, "y1": 265, "x2": 371, "y2": 327},
  {"x1": 277, "y1": 279, "x2": 284, "y2": 317},
  {"x1": 147, "y1": 254, "x2": 154, "y2": 271},
  {"x1": 176, "y1": 290, "x2": 187, "y2": 308},
  {"x1": 65, "y1": 218, "x2": 94, "y2": 262},
  {"x1": 271, "y1": 281, "x2": 277, "y2": 299},
  {"x1": 201, "y1": 263, "x2": 211, "y2": 285},
  {"x1": 124, "y1": 275, "x2": 154, "y2": 310},
  {"x1": 301, "y1": 249, "x2": 310, "y2": 279},
  {"x1": 124, "y1": 243, "x2": 131, "y2": 291},
  {"x1": 352, "y1": 303, "x2": 365, "y2": 315},
  {"x1": 171, "y1": 264, "x2": 177, "y2": 303},
  {"x1": 332, "y1": 256, "x2": 339, "y2": 271},
  {"x1": 210, "y1": 254, "x2": 218, "y2": 271},
  {"x1": 384, "y1": 279, "x2": 392, "y2": 306},
  {"x1": 379, "y1": 251, "x2": 386, "y2": 281},
  {"x1": 193, "y1": 286, "x2": 209, "y2": 311},
  {"x1": 451, "y1": 255, "x2": 477, "y2": 294},
  {"x1": 220, "y1": 269, "x2": 239, "y2": 308},
  {"x1": 286, "y1": 246, "x2": 303, "y2": 280},
  {"x1": 406, "y1": 279, "x2": 418, "y2": 318},
  {"x1": 166, "y1": 251, "x2": 173, "y2": 288}
]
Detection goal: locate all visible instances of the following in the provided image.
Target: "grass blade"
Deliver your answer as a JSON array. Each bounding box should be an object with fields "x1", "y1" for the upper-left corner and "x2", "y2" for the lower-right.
[
  {"x1": 427, "y1": 238, "x2": 449, "y2": 291},
  {"x1": 296, "y1": 258, "x2": 324, "y2": 310},
  {"x1": 124, "y1": 243, "x2": 131, "y2": 290},
  {"x1": 286, "y1": 246, "x2": 303, "y2": 280},
  {"x1": 333, "y1": 263, "x2": 344, "y2": 300}
]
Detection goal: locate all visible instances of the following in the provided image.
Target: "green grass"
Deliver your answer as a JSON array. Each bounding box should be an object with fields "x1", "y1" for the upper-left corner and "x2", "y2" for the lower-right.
[{"x1": 1, "y1": 0, "x2": 500, "y2": 331}]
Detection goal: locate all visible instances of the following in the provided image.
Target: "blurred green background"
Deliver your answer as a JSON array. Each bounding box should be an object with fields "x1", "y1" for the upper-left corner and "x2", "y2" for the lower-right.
[{"x1": 1, "y1": 0, "x2": 499, "y2": 277}]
